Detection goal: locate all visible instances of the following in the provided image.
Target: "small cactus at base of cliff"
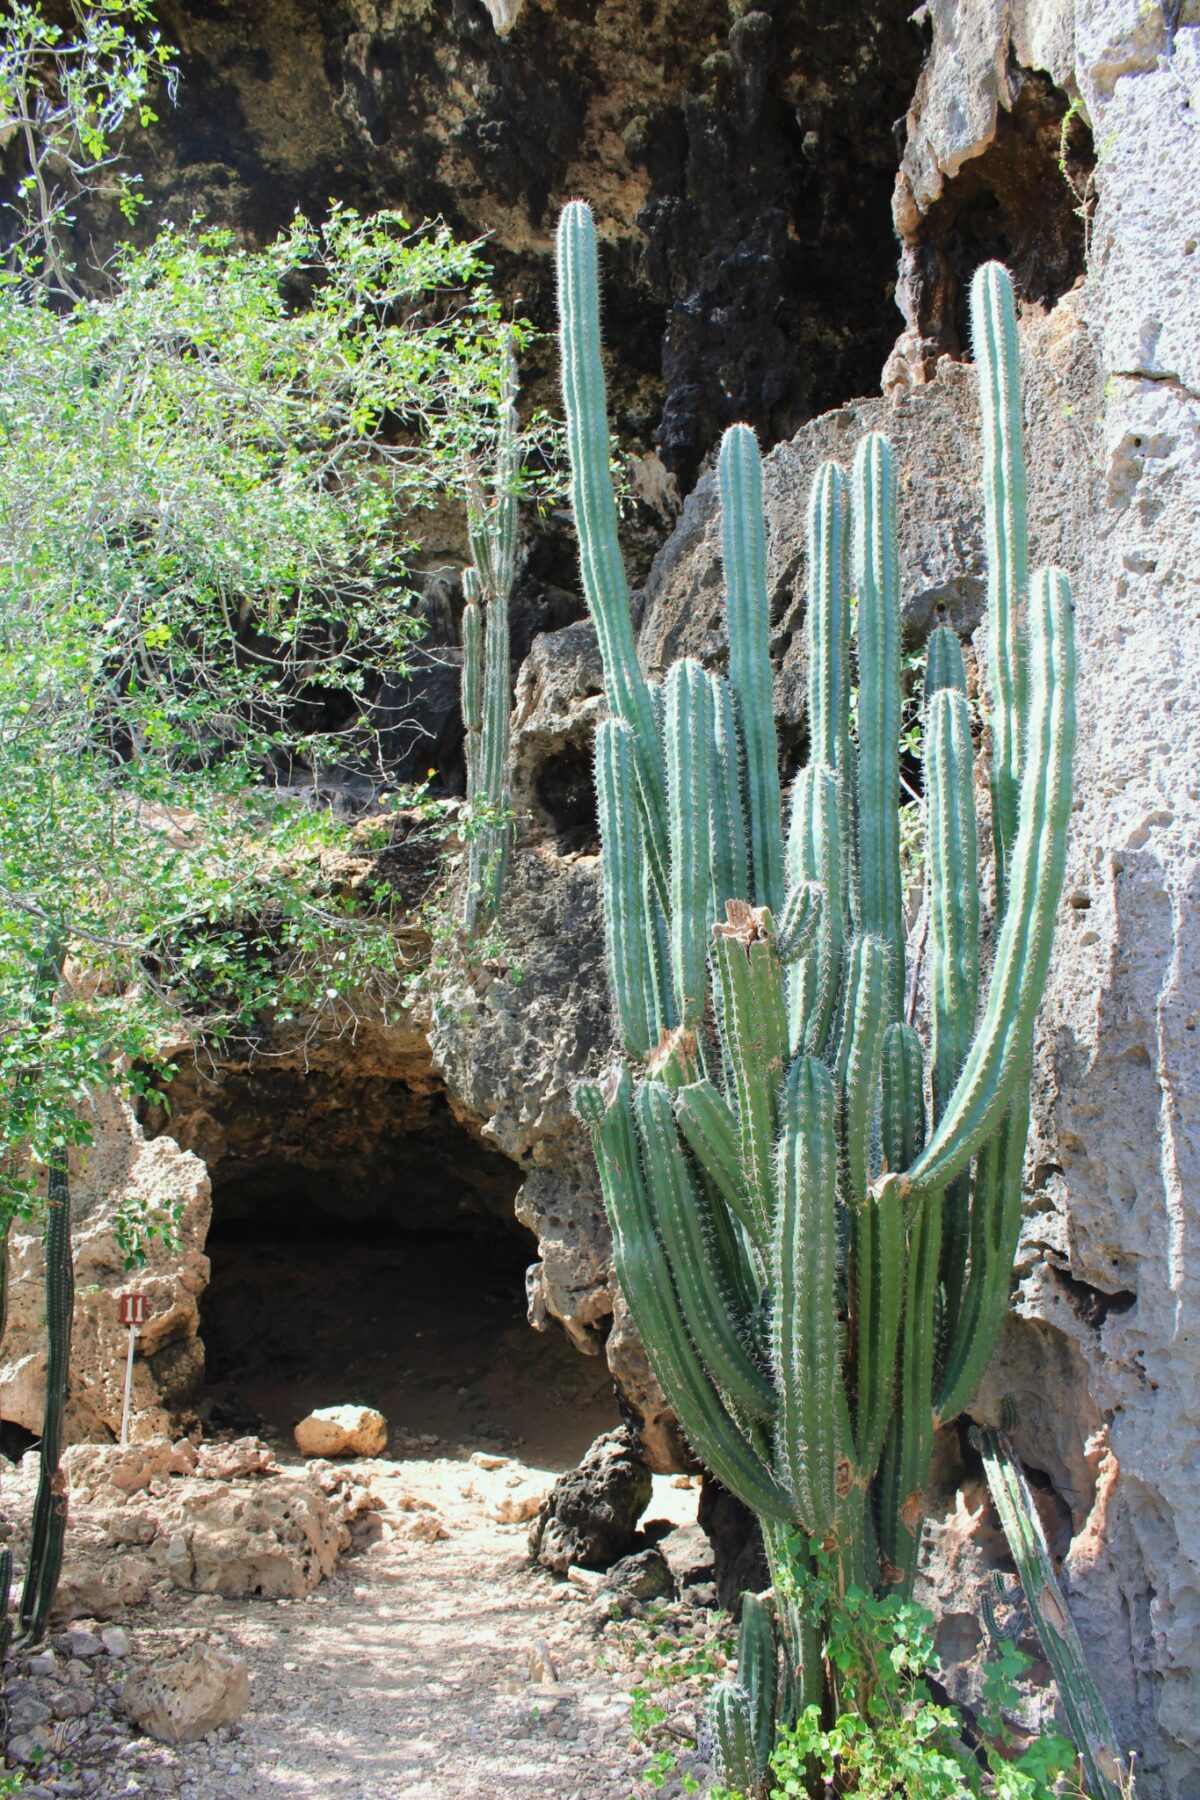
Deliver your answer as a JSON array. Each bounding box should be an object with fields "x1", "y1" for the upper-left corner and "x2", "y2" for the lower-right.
[
  {"x1": 978, "y1": 1424, "x2": 1132, "y2": 1799},
  {"x1": 17, "y1": 1148, "x2": 74, "y2": 1647},
  {"x1": 461, "y1": 334, "x2": 519, "y2": 931},
  {"x1": 558, "y1": 194, "x2": 1084, "y2": 1758}
]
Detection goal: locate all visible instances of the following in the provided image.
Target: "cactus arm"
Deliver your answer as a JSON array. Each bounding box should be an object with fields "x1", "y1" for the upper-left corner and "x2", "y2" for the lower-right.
[
  {"x1": 634, "y1": 1079, "x2": 776, "y2": 1419},
  {"x1": 674, "y1": 1079, "x2": 758, "y2": 1239},
  {"x1": 924, "y1": 622, "x2": 967, "y2": 699},
  {"x1": 664, "y1": 660, "x2": 716, "y2": 1030},
  {"x1": 739, "y1": 1592, "x2": 779, "y2": 1775},
  {"x1": 578, "y1": 1073, "x2": 793, "y2": 1518},
  {"x1": 974, "y1": 261, "x2": 1030, "y2": 909},
  {"x1": 595, "y1": 720, "x2": 670, "y2": 1059},
  {"x1": 878, "y1": 1181, "x2": 941, "y2": 1595},
  {"x1": 876, "y1": 1026, "x2": 934, "y2": 1590},
  {"x1": 461, "y1": 572, "x2": 483, "y2": 777},
  {"x1": 836, "y1": 938, "x2": 902, "y2": 1479},
  {"x1": 880, "y1": 1022, "x2": 926, "y2": 1178},
  {"x1": 720, "y1": 424, "x2": 784, "y2": 914},
  {"x1": 556, "y1": 201, "x2": 669, "y2": 905},
  {"x1": 773, "y1": 1055, "x2": 856, "y2": 1542},
  {"x1": 776, "y1": 880, "x2": 822, "y2": 967},
  {"x1": 712, "y1": 902, "x2": 788, "y2": 1243},
  {"x1": 852, "y1": 433, "x2": 905, "y2": 1019},
  {"x1": 977, "y1": 1427, "x2": 1129, "y2": 1800},
  {"x1": 904, "y1": 568, "x2": 1075, "y2": 1200},
  {"x1": 710, "y1": 669, "x2": 751, "y2": 915},
  {"x1": 461, "y1": 578, "x2": 485, "y2": 930},
  {"x1": 711, "y1": 1680, "x2": 762, "y2": 1797},
  {"x1": 806, "y1": 460, "x2": 851, "y2": 774},
  {"x1": 785, "y1": 766, "x2": 844, "y2": 1058},
  {"x1": 481, "y1": 571, "x2": 511, "y2": 827},
  {"x1": 925, "y1": 683, "x2": 980, "y2": 1329},
  {"x1": 935, "y1": 1088, "x2": 1029, "y2": 1423},
  {"x1": 836, "y1": 935, "x2": 890, "y2": 1208}
]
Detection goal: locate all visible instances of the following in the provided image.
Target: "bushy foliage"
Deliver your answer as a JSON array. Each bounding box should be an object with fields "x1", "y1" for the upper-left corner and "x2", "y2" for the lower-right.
[{"x1": 0, "y1": 2, "x2": 538, "y2": 1251}]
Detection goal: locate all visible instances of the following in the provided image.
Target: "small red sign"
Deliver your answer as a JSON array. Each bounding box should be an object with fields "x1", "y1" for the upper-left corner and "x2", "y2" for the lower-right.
[{"x1": 118, "y1": 1292, "x2": 150, "y2": 1328}]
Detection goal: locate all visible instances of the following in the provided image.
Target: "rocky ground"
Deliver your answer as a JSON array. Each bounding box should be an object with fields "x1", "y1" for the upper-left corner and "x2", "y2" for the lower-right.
[
  {"x1": 3, "y1": 1446, "x2": 722, "y2": 1799},
  {"x1": 3, "y1": 1221, "x2": 729, "y2": 1799}
]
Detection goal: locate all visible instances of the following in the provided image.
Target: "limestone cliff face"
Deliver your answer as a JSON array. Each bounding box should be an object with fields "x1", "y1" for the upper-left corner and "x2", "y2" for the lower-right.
[
  {"x1": 143, "y1": 0, "x2": 920, "y2": 487},
  {"x1": 6, "y1": 0, "x2": 1197, "y2": 1788}
]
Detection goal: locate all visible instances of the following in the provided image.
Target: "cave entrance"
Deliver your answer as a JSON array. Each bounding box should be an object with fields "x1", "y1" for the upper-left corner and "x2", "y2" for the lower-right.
[{"x1": 187, "y1": 1059, "x2": 617, "y2": 1470}]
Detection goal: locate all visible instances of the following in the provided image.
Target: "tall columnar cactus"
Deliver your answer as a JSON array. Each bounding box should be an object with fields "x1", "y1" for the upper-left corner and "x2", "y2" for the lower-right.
[
  {"x1": 18, "y1": 1146, "x2": 74, "y2": 1645},
  {"x1": 558, "y1": 199, "x2": 1077, "y2": 1785},
  {"x1": 461, "y1": 335, "x2": 519, "y2": 930}
]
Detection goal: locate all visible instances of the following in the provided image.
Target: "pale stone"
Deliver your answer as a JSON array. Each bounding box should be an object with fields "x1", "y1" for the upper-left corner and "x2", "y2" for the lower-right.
[
  {"x1": 293, "y1": 1405, "x2": 387, "y2": 1459},
  {"x1": 479, "y1": 0, "x2": 524, "y2": 34},
  {"x1": 121, "y1": 1641, "x2": 250, "y2": 1745},
  {"x1": 526, "y1": 1639, "x2": 558, "y2": 1683}
]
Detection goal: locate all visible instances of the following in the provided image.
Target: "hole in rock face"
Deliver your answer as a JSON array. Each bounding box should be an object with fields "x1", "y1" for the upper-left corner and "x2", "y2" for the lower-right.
[
  {"x1": 0, "y1": 1420, "x2": 38, "y2": 1463},
  {"x1": 534, "y1": 740, "x2": 601, "y2": 853},
  {"x1": 184, "y1": 1061, "x2": 618, "y2": 1468}
]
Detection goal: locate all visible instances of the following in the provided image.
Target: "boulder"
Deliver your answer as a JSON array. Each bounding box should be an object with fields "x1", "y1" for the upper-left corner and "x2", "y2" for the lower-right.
[
  {"x1": 599, "y1": 1547, "x2": 675, "y2": 1608},
  {"x1": 2, "y1": 1441, "x2": 381, "y2": 1619},
  {"x1": 528, "y1": 1426, "x2": 652, "y2": 1573},
  {"x1": 294, "y1": 1404, "x2": 387, "y2": 1459},
  {"x1": 121, "y1": 1641, "x2": 250, "y2": 1745}
]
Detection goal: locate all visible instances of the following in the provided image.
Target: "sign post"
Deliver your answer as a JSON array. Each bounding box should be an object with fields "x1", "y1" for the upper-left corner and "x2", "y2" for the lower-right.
[{"x1": 117, "y1": 1292, "x2": 151, "y2": 1448}]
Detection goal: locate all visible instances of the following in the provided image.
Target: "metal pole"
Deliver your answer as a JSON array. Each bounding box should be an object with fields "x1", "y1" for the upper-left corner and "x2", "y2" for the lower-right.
[{"x1": 119, "y1": 1322, "x2": 136, "y2": 1447}]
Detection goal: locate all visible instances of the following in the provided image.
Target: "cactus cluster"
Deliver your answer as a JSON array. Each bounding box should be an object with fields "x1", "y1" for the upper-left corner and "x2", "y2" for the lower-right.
[
  {"x1": 558, "y1": 199, "x2": 1077, "y2": 1781},
  {"x1": 461, "y1": 335, "x2": 518, "y2": 931}
]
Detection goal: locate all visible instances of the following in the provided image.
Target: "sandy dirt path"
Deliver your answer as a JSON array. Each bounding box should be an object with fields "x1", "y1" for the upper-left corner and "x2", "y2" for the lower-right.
[{"x1": 93, "y1": 1456, "x2": 704, "y2": 1800}]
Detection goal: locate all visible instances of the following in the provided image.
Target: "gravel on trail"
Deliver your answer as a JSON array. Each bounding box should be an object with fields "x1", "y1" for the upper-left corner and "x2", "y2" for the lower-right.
[{"x1": 3, "y1": 1454, "x2": 722, "y2": 1799}]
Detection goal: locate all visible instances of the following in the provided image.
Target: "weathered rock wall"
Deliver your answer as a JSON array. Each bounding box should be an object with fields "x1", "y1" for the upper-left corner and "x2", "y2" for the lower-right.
[{"x1": 894, "y1": 10, "x2": 1200, "y2": 1790}]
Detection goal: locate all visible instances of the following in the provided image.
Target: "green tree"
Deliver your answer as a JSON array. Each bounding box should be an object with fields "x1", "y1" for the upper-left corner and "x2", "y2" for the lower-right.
[{"x1": 0, "y1": 0, "x2": 536, "y2": 1641}]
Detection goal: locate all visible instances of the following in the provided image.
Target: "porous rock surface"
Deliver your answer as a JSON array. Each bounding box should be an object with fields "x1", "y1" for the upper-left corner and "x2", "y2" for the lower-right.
[
  {"x1": 528, "y1": 1426, "x2": 653, "y2": 1574},
  {"x1": 294, "y1": 1404, "x2": 389, "y2": 1459},
  {"x1": 0, "y1": 1438, "x2": 381, "y2": 1620},
  {"x1": 121, "y1": 1640, "x2": 252, "y2": 1745}
]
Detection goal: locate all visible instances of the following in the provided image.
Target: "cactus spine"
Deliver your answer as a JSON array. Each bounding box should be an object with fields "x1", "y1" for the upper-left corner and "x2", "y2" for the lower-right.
[
  {"x1": 461, "y1": 336, "x2": 518, "y2": 930},
  {"x1": 559, "y1": 203, "x2": 1076, "y2": 1783}
]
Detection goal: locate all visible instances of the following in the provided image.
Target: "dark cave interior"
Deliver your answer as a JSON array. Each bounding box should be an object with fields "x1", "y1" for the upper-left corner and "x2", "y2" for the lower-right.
[{"x1": 165, "y1": 1061, "x2": 617, "y2": 1468}]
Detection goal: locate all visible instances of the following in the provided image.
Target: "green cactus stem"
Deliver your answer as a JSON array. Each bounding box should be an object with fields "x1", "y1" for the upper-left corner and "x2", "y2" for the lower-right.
[
  {"x1": 974, "y1": 262, "x2": 1030, "y2": 908},
  {"x1": 556, "y1": 200, "x2": 668, "y2": 903},
  {"x1": 461, "y1": 340, "x2": 519, "y2": 930},
  {"x1": 902, "y1": 567, "x2": 1075, "y2": 1202},
  {"x1": 720, "y1": 425, "x2": 784, "y2": 915},
  {"x1": 851, "y1": 434, "x2": 905, "y2": 1019},
  {"x1": 18, "y1": 1147, "x2": 73, "y2": 1645},
  {"x1": 978, "y1": 1425, "x2": 1130, "y2": 1800}
]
